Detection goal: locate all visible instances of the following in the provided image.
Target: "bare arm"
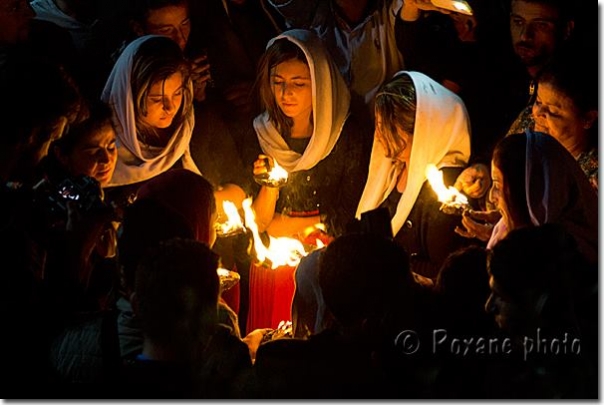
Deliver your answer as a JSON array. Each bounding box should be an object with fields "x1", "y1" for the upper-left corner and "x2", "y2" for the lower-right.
[
  {"x1": 251, "y1": 186, "x2": 280, "y2": 233},
  {"x1": 265, "y1": 213, "x2": 322, "y2": 238}
]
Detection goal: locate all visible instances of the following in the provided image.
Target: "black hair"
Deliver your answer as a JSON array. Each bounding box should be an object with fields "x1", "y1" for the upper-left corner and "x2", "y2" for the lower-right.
[
  {"x1": 53, "y1": 101, "x2": 114, "y2": 156},
  {"x1": 135, "y1": 237, "x2": 219, "y2": 353}
]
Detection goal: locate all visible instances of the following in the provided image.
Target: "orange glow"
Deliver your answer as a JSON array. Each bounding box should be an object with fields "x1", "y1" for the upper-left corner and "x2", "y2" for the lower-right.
[
  {"x1": 268, "y1": 160, "x2": 288, "y2": 183},
  {"x1": 426, "y1": 164, "x2": 469, "y2": 210},
  {"x1": 242, "y1": 198, "x2": 308, "y2": 269},
  {"x1": 215, "y1": 200, "x2": 245, "y2": 237}
]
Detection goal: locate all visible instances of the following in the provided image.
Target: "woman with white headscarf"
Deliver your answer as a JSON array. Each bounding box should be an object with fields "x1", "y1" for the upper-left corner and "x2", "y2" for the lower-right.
[
  {"x1": 486, "y1": 131, "x2": 597, "y2": 264},
  {"x1": 293, "y1": 70, "x2": 473, "y2": 338},
  {"x1": 101, "y1": 35, "x2": 199, "y2": 189},
  {"x1": 101, "y1": 35, "x2": 246, "y2": 212},
  {"x1": 356, "y1": 70, "x2": 473, "y2": 279},
  {"x1": 251, "y1": 29, "x2": 370, "y2": 239},
  {"x1": 249, "y1": 28, "x2": 371, "y2": 335}
]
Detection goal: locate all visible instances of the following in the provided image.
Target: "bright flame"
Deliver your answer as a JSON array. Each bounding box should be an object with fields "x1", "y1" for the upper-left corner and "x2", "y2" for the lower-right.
[
  {"x1": 242, "y1": 198, "x2": 307, "y2": 269},
  {"x1": 216, "y1": 268, "x2": 232, "y2": 277},
  {"x1": 426, "y1": 164, "x2": 469, "y2": 207},
  {"x1": 453, "y1": 1, "x2": 471, "y2": 13},
  {"x1": 268, "y1": 160, "x2": 288, "y2": 182},
  {"x1": 216, "y1": 200, "x2": 245, "y2": 236},
  {"x1": 217, "y1": 267, "x2": 240, "y2": 292}
]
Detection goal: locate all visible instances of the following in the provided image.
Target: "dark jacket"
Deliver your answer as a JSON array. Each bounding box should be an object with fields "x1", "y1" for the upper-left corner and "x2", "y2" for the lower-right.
[{"x1": 384, "y1": 167, "x2": 476, "y2": 279}]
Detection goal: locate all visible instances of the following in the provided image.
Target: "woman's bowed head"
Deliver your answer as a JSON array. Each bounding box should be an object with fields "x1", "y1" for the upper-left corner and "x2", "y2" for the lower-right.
[
  {"x1": 459, "y1": 131, "x2": 597, "y2": 265},
  {"x1": 356, "y1": 70, "x2": 471, "y2": 237},
  {"x1": 101, "y1": 35, "x2": 200, "y2": 187},
  {"x1": 251, "y1": 29, "x2": 354, "y2": 237}
]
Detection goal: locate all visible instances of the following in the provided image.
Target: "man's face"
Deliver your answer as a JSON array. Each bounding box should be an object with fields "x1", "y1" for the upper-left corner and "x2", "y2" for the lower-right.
[
  {"x1": 143, "y1": 5, "x2": 191, "y2": 51},
  {"x1": 0, "y1": 0, "x2": 34, "y2": 44},
  {"x1": 509, "y1": 0, "x2": 566, "y2": 73}
]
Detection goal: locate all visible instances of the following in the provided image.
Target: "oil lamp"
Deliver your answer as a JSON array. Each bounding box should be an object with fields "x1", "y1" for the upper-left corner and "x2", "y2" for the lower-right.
[
  {"x1": 254, "y1": 158, "x2": 289, "y2": 188},
  {"x1": 426, "y1": 164, "x2": 470, "y2": 215}
]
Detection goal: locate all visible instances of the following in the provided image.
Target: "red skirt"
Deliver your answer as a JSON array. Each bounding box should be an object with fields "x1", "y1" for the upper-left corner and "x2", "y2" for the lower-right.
[
  {"x1": 245, "y1": 228, "x2": 334, "y2": 334},
  {"x1": 246, "y1": 263, "x2": 296, "y2": 334}
]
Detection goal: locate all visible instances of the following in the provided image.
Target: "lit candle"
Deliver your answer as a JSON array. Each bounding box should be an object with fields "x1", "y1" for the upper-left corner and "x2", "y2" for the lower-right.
[{"x1": 426, "y1": 164, "x2": 470, "y2": 215}]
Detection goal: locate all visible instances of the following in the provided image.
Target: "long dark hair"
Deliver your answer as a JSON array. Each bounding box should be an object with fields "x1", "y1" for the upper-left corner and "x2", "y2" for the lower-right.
[
  {"x1": 255, "y1": 38, "x2": 309, "y2": 139},
  {"x1": 373, "y1": 73, "x2": 416, "y2": 158}
]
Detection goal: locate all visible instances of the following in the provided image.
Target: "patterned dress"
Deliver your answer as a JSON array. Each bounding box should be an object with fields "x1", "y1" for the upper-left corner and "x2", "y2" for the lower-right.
[{"x1": 577, "y1": 148, "x2": 598, "y2": 192}]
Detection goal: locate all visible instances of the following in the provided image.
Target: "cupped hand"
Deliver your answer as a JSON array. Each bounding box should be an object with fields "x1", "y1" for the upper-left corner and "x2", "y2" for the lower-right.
[
  {"x1": 454, "y1": 163, "x2": 491, "y2": 199},
  {"x1": 253, "y1": 154, "x2": 274, "y2": 176},
  {"x1": 454, "y1": 209, "x2": 500, "y2": 241},
  {"x1": 242, "y1": 328, "x2": 272, "y2": 363},
  {"x1": 190, "y1": 55, "x2": 212, "y2": 101}
]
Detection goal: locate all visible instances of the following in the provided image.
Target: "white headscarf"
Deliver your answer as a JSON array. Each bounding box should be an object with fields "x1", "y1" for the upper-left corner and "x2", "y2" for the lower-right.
[
  {"x1": 253, "y1": 29, "x2": 351, "y2": 172},
  {"x1": 356, "y1": 71, "x2": 471, "y2": 236},
  {"x1": 101, "y1": 35, "x2": 200, "y2": 187}
]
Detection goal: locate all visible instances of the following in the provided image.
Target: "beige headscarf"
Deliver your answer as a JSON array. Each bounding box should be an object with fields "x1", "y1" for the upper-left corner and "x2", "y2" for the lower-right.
[
  {"x1": 101, "y1": 35, "x2": 200, "y2": 187},
  {"x1": 488, "y1": 131, "x2": 598, "y2": 263},
  {"x1": 253, "y1": 29, "x2": 351, "y2": 172},
  {"x1": 356, "y1": 71, "x2": 471, "y2": 236}
]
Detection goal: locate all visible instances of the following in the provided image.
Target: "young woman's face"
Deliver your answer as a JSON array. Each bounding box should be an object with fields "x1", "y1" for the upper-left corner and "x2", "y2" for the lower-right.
[
  {"x1": 532, "y1": 82, "x2": 592, "y2": 152},
  {"x1": 489, "y1": 162, "x2": 510, "y2": 225},
  {"x1": 61, "y1": 124, "x2": 118, "y2": 187},
  {"x1": 271, "y1": 58, "x2": 312, "y2": 122},
  {"x1": 141, "y1": 72, "x2": 185, "y2": 129}
]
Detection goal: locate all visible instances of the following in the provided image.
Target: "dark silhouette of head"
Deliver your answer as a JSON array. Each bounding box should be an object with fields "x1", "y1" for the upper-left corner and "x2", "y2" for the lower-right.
[
  {"x1": 486, "y1": 223, "x2": 582, "y2": 338},
  {"x1": 319, "y1": 233, "x2": 416, "y2": 333},
  {"x1": 134, "y1": 237, "x2": 220, "y2": 360},
  {"x1": 435, "y1": 245, "x2": 493, "y2": 334}
]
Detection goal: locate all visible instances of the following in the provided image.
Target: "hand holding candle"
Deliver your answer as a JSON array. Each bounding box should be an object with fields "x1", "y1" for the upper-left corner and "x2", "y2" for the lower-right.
[
  {"x1": 426, "y1": 164, "x2": 471, "y2": 215},
  {"x1": 454, "y1": 163, "x2": 491, "y2": 199},
  {"x1": 253, "y1": 154, "x2": 288, "y2": 188}
]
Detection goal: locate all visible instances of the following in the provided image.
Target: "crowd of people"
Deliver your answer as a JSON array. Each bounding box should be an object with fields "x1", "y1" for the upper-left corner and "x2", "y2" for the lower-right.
[{"x1": 0, "y1": 0, "x2": 597, "y2": 399}]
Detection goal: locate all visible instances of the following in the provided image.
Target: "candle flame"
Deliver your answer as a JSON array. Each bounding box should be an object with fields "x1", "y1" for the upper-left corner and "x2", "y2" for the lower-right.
[
  {"x1": 426, "y1": 164, "x2": 469, "y2": 208},
  {"x1": 268, "y1": 160, "x2": 288, "y2": 182},
  {"x1": 242, "y1": 198, "x2": 308, "y2": 269},
  {"x1": 216, "y1": 200, "x2": 245, "y2": 236}
]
